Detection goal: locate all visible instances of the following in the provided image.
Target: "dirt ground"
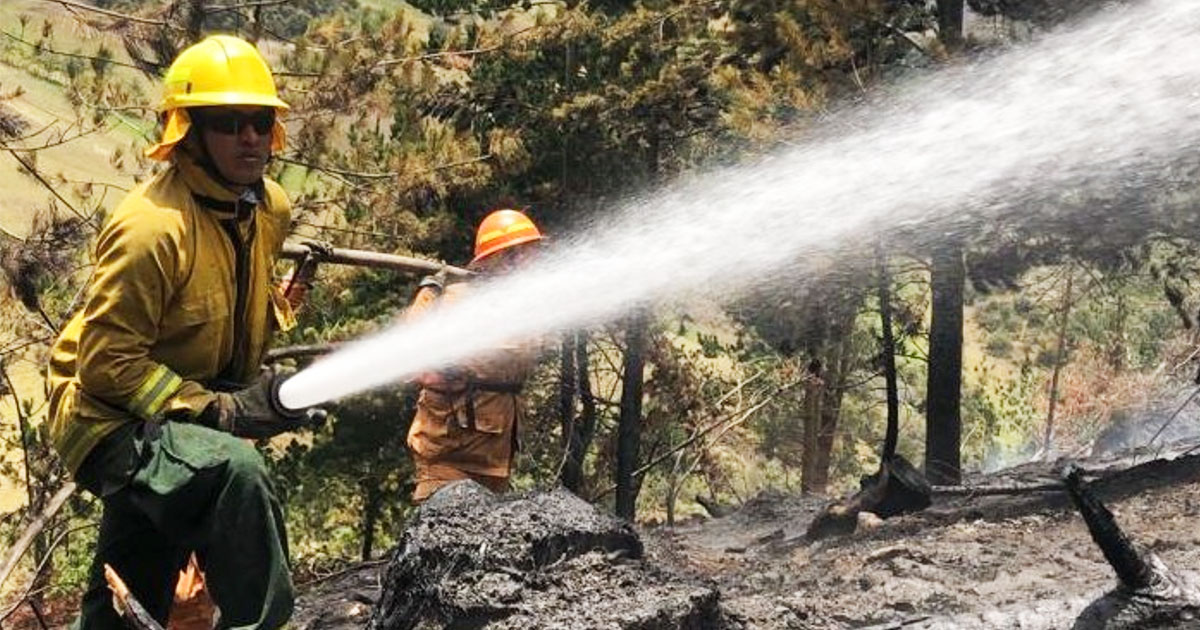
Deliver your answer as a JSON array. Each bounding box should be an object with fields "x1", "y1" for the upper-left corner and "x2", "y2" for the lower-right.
[
  {"x1": 644, "y1": 439, "x2": 1200, "y2": 629},
  {"x1": 293, "y1": 438, "x2": 1200, "y2": 629}
]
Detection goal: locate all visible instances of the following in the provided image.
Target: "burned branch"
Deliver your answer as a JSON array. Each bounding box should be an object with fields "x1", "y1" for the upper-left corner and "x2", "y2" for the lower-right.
[{"x1": 1064, "y1": 464, "x2": 1200, "y2": 629}]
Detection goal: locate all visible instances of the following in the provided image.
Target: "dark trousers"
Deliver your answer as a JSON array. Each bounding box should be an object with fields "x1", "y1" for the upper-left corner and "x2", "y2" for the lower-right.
[{"x1": 74, "y1": 422, "x2": 293, "y2": 630}]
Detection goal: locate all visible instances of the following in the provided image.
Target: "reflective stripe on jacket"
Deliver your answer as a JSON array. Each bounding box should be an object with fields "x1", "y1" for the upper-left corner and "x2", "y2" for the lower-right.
[
  {"x1": 404, "y1": 281, "x2": 539, "y2": 477},
  {"x1": 47, "y1": 152, "x2": 294, "y2": 474}
]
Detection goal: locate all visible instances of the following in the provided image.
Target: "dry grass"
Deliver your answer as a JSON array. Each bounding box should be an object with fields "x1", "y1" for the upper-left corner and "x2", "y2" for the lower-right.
[{"x1": 0, "y1": 0, "x2": 155, "y2": 237}]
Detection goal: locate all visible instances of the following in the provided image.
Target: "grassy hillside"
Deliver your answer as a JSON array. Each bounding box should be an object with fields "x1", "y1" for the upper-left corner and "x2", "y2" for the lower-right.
[
  {"x1": 0, "y1": 0, "x2": 153, "y2": 238},
  {"x1": 0, "y1": 0, "x2": 153, "y2": 513}
]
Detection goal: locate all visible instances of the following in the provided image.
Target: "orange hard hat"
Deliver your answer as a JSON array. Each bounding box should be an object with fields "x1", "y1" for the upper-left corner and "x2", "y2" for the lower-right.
[{"x1": 471, "y1": 209, "x2": 543, "y2": 264}]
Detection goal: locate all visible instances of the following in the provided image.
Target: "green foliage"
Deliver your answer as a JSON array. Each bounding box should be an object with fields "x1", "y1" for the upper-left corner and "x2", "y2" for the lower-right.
[
  {"x1": 962, "y1": 361, "x2": 1041, "y2": 471},
  {"x1": 269, "y1": 387, "x2": 416, "y2": 563}
]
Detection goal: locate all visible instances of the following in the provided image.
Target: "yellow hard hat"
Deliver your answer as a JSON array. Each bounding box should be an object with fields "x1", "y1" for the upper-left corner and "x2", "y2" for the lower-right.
[
  {"x1": 146, "y1": 35, "x2": 289, "y2": 161},
  {"x1": 159, "y1": 35, "x2": 288, "y2": 112}
]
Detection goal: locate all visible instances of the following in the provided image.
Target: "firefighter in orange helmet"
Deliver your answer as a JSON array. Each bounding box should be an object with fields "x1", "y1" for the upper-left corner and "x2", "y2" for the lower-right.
[{"x1": 404, "y1": 209, "x2": 544, "y2": 502}]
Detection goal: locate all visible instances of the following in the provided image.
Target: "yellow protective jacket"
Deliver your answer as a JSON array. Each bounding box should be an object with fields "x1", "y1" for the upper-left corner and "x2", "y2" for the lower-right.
[
  {"x1": 47, "y1": 153, "x2": 293, "y2": 474},
  {"x1": 405, "y1": 281, "x2": 539, "y2": 478}
]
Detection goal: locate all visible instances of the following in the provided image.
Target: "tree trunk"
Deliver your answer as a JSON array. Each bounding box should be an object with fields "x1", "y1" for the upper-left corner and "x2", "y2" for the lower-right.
[
  {"x1": 926, "y1": 244, "x2": 964, "y2": 485},
  {"x1": 811, "y1": 340, "x2": 849, "y2": 492},
  {"x1": 665, "y1": 451, "x2": 684, "y2": 527},
  {"x1": 878, "y1": 250, "x2": 900, "y2": 462},
  {"x1": 798, "y1": 286, "x2": 861, "y2": 495},
  {"x1": 561, "y1": 332, "x2": 596, "y2": 493},
  {"x1": 1044, "y1": 271, "x2": 1074, "y2": 457},
  {"x1": 361, "y1": 480, "x2": 382, "y2": 561},
  {"x1": 801, "y1": 359, "x2": 825, "y2": 494},
  {"x1": 938, "y1": 0, "x2": 965, "y2": 51},
  {"x1": 1109, "y1": 291, "x2": 1127, "y2": 371},
  {"x1": 558, "y1": 332, "x2": 578, "y2": 486},
  {"x1": 615, "y1": 314, "x2": 648, "y2": 520}
]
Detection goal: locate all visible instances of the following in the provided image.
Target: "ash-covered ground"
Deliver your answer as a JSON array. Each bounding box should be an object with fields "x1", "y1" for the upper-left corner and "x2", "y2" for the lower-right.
[{"x1": 292, "y1": 438, "x2": 1200, "y2": 629}]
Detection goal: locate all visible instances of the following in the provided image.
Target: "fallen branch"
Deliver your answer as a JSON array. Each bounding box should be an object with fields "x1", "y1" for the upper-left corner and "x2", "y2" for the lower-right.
[
  {"x1": 931, "y1": 482, "x2": 1065, "y2": 497},
  {"x1": 0, "y1": 521, "x2": 95, "y2": 623},
  {"x1": 0, "y1": 482, "x2": 77, "y2": 593},
  {"x1": 202, "y1": 0, "x2": 292, "y2": 13}
]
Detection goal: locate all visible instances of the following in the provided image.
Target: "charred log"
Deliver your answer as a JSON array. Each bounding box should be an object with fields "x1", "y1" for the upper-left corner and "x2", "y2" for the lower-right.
[
  {"x1": 368, "y1": 481, "x2": 731, "y2": 630},
  {"x1": 806, "y1": 455, "x2": 932, "y2": 541},
  {"x1": 1064, "y1": 465, "x2": 1200, "y2": 629}
]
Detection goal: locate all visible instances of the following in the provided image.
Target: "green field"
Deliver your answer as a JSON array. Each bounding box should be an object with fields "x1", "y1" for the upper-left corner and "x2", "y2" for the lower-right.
[{"x1": 0, "y1": 0, "x2": 154, "y2": 237}]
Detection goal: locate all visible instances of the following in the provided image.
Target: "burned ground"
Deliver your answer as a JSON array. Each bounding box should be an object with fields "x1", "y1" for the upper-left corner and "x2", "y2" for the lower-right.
[{"x1": 293, "y1": 439, "x2": 1200, "y2": 629}]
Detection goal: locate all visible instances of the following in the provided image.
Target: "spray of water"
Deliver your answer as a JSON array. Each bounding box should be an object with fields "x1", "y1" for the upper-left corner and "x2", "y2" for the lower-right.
[{"x1": 280, "y1": 0, "x2": 1200, "y2": 410}]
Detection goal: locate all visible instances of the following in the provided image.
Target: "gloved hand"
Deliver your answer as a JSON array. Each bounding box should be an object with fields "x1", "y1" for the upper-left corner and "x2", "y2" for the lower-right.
[
  {"x1": 202, "y1": 367, "x2": 326, "y2": 439},
  {"x1": 280, "y1": 240, "x2": 336, "y2": 310},
  {"x1": 299, "y1": 239, "x2": 336, "y2": 259}
]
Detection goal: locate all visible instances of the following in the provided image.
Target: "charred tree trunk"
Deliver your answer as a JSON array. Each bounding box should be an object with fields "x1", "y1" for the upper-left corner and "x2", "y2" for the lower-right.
[
  {"x1": 559, "y1": 332, "x2": 576, "y2": 436},
  {"x1": 1064, "y1": 467, "x2": 1153, "y2": 590},
  {"x1": 561, "y1": 332, "x2": 597, "y2": 494},
  {"x1": 801, "y1": 359, "x2": 825, "y2": 494},
  {"x1": 812, "y1": 336, "x2": 850, "y2": 492},
  {"x1": 926, "y1": 244, "x2": 964, "y2": 485},
  {"x1": 878, "y1": 251, "x2": 900, "y2": 462},
  {"x1": 615, "y1": 314, "x2": 648, "y2": 520},
  {"x1": 558, "y1": 332, "x2": 578, "y2": 485},
  {"x1": 806, "y1": 455, "x2": 931, "y2": 540},
  {"x1": 799, "y1": 291, "x2": 859, "y2": 495},
  {"x1": 938, "y1": 0, "x2": 965, "y2": 51},
  {"x1": 1064, "y1": 465, "x2": 1200, "y2": 629},
  {"x1": 361, "y1": 480, "x2": 382, "y2": 561},
  {"x1": 366, "y1": 483, "x2": 728, "y2": 630},
  {"x1": 804, "y1": 266, "x2": 935, "y2": 540}
]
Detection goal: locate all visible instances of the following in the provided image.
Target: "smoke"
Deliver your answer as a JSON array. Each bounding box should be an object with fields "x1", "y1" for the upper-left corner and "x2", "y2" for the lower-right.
[{"x1": 1091, "y1": 387, "x2": 1200, "y2": 457}]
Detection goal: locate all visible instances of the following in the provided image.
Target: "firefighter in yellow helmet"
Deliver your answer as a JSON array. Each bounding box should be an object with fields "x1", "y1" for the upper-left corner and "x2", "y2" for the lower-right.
[
  {"x1": 404, "y1": 209, "x2": 545, "y2": 503},
  {"x1": 46, "y1": 35, "x2": 319, "y2": 629}
]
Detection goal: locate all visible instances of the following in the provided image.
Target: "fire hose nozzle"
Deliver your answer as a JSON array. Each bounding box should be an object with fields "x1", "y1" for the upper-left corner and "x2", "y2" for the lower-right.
[{"x1": 269, "y1": 371, "x2": 328, "y2": 431}]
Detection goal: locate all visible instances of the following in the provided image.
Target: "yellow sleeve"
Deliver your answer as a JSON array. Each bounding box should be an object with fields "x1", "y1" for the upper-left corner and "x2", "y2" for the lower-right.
[
  {"x1": 263, "y1": 179, "x2": 292, "y2": 256},
  {"x1": 76, "y1": 206, "x2": 213, "y2": 421},
  {"x1": 263, "y1": 179, "x2": 297, "y2": 332}
]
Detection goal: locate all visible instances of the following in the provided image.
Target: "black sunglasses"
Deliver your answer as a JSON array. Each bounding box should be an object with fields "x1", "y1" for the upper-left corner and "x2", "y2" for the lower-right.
[{"x1": 192, "y1": 108, "x2": 275, "y2": 135}]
